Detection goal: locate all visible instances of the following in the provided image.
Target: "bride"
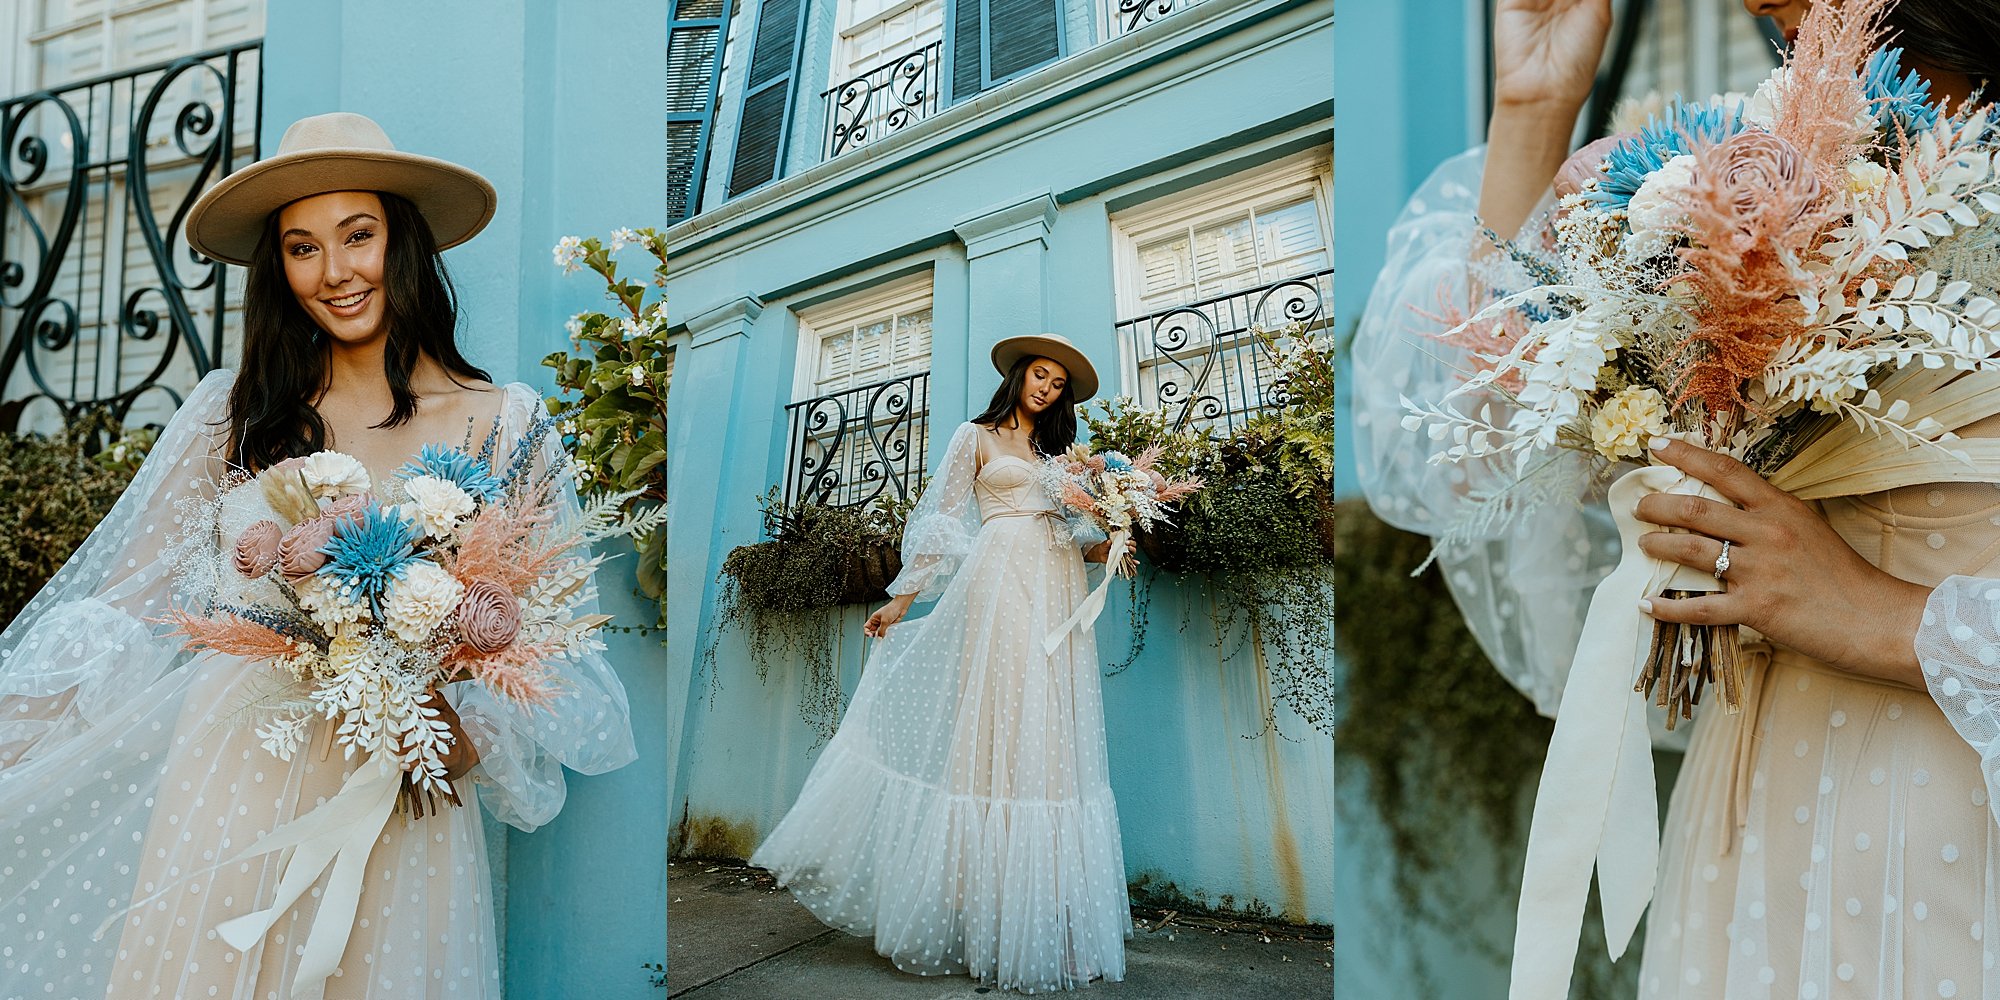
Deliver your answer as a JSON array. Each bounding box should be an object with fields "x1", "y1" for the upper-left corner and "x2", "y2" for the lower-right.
[
  {"x1": 751, "y1": 333, "x2": 1136, "y2": 993},
  {"x1": 0, "y1": 112, "x2": 634, "y2": 998},
  {"x1": 1357, "y1": 0, "x2": 2000, "y2": 997}
]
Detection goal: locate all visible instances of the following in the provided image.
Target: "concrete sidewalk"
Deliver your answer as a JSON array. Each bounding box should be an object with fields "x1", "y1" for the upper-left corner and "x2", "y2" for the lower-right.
[{"x1": 666, "y1": 860, "x2": 1332, "y2": 999}]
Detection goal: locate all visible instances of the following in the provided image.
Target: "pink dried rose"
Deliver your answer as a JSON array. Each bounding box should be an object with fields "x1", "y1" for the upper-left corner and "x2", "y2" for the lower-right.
[
  {"x1": 271, "y1": 456, "x2": 308, "y2": 476},
  {"x1": 1085, "y1": 455, "x2": 1108, "y2": 473},
  {"x1": 1712, "y1": 131, "x2": 1820, "y2": 232},
  {"x1": 1146, "y1": 469, "x2": 1168, "y2": 493},
  {"x1": 233, "y1": 520, "x2": 283, "y2": 578},
  {"x1": 322, "y1": 492, "x2": 375, "y2": 522},
  {"x1": 277, "y1": 517, "x2": 337, "y2": 579},
  {"x1": 458, "y1": 579, "x2": 522, "y2": 654},
  {"x1": 1553, "y1": 133, "x2": 1637, "y2": 200}
]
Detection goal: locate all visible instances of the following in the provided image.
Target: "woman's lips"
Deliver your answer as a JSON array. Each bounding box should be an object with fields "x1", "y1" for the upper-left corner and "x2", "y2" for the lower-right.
[{"x1": 323, "y1": 289, "x2": 372, "y2": 317}]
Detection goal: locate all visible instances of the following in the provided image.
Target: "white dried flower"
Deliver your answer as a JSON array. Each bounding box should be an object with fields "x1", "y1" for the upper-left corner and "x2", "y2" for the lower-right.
[
  {"x1": 301, "y1": 451, "x2": 371, "y2": 500},
  {"x1": 296, "y1": 574, "x2": 370, "y2": 629},
  {"x1": 383, "y1": 560, "x2": 465, "y2": 644},
  {"x1": 1626, "y1": 154, "x2": 1696, "y2": 240},
  {"x1": 403, "y1": 474, "x2": 476, "y2": 539},
  {"x1": 1846, "y1": 159, "x2": 1890, "y2": 199}
]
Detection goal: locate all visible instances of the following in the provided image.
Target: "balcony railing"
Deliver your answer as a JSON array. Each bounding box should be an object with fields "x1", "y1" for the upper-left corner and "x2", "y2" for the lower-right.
[
  {"x1": 783, "y1": 371, "x2": 930, "y2": 510},
  {"x1": 1100, "y1": 0, "x2": 1208, "y2": 41},
  {"x1": 1118, "y1": 268, "x2": 1331, "y2": 434},
  {"x1": 0, "y1": 41, "x2": 262, "y2": 434},
  {"x1": 822, "y1": 42, "x2": 943, "y2": 160}
]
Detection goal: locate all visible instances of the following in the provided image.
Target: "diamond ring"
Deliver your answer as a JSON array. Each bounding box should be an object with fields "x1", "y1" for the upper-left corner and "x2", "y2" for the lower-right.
[{"x1": 1713, "y1": 539, "x2": 1732, "y2": 581}]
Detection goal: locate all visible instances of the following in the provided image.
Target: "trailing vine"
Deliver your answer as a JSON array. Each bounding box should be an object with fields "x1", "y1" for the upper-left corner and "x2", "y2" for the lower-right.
[{"x1": 703, "y1": 487, "x2": 917, "y2": 746}]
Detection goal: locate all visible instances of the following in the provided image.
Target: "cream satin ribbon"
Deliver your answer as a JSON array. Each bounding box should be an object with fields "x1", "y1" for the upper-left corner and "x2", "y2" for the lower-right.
[
  {"x1": 215, "y1": 754, "x2": 403, "y2": 1000},
  {"x1": 1512, "y1": 368, "x2": 2000, "y2": 1000},
  {"x1": 1044, "y1": 527, "x2": 1130, "y2": 656}
]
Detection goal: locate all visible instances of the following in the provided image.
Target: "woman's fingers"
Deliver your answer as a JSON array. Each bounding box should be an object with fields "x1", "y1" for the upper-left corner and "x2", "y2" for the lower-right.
[
  {"x1": 1632, "y1": 491, "x2": 1757, "y2": 541},
  {"x1": 1639, "y1": 591, "x2": 1747, "y2": 626},
  {"x1": 1647, "y1": 437, "x2": 1789, "y2": 510},
  {"x1": 1636, "y1": 529, "x2": 1728, "y2": 574}
]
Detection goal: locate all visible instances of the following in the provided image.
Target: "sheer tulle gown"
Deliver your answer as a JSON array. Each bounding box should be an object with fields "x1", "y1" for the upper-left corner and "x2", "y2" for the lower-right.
[
  {"x1": 0, "y1": 372, "x2": 634, "y2": 999},
  {"x1": 751, "y1": 422, "x2": 1132, "y2": 993},
  {"x1": 1358, "y1": 147, "x2": 2000, "y2": 999}
]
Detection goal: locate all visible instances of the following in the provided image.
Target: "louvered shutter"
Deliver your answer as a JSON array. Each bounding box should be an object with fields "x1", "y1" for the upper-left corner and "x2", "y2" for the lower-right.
[
  {"x1": 945, "y1": 0, "x2": 1061, "y2": 103},
  {"x1": 667, "y1": 0, "x2": 728, "y2": 222},
  {"x1": 727, "y1": 0, "x2": 809, "y2": 198}
]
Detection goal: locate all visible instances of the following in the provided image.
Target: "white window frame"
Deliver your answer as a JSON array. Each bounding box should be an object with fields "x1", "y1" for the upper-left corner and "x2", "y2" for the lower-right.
[
  {"x1": 830, "y1": 0, "x2": 944, "y2": 87},
  {"x1": 793, "y1": 270, "x2": 935, "y2": 403},
  {"x1": 1107, "y1": 149, "x2": 1332, "y2": 401}
]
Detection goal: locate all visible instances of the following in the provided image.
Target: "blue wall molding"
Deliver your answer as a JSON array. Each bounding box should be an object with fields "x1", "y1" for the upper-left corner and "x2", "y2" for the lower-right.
[
  {"x1": 668, "y1": 0, "x2": 1320, "y2": 265},
  {"x1": 953, "y1": 191, "x2": 1060, "y2": 259}
]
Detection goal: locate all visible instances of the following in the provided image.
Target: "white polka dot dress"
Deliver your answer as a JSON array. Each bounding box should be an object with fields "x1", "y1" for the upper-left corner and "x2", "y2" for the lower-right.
[
  {"x1": 751, "y1": 422, "x2": 1132, "y2": 994},
  {"x1": 1643, "y1": 477, "x2": 2000, "y2": 998},
  {"x1": 0, "y1": 373, "x2": 636, "y2": 999}
]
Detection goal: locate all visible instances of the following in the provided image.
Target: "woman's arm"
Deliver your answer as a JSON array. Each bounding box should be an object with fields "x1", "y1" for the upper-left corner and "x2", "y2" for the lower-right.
[{"x1": 1478, "y1": 0, "x2": 1613, "y2": 240}]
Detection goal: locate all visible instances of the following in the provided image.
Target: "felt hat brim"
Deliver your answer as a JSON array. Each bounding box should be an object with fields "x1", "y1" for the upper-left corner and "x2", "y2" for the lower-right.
[{"x1": 991, "y1": 334, "x2": 1100, "y2": 403}]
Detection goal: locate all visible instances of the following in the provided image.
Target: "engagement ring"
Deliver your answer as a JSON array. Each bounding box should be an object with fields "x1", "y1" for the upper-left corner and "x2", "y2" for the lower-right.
[{"x1": 1713, "y1": 539, "x2": 1732, "y2": 581}]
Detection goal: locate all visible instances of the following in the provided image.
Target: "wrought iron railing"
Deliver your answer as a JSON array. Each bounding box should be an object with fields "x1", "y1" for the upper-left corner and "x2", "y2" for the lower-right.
[
  {"x1": 1118, "y1": 268, "x2": 1331, "y2": 434},
  {"x1": 783, "y1": 371, "x2": 930, "y2": 511},
  {"x1": 1099, "y1": 0, "x2": 1208, "y2": 40},
  {"x1": 0, "y1": 42, "x2": 262, "y2": 434},
  {"x1": 822, "y1": 42, "x2": 942, "y2": 160}
]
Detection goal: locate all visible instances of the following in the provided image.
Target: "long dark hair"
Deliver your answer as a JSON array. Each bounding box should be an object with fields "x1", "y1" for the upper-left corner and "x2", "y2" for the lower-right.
[
  {"x1": 1885, "y1": 1, "x2": 2000, "y2": 90},
  {"x1": 970, "y1": 355, "x2": 1078, "y2": 456},
  {"x1": 227, "y1": 191, "x2": 490, "y2": 471}
]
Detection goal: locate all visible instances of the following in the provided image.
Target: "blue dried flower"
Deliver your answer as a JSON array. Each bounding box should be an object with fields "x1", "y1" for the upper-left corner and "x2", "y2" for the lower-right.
[
  {"x1": 317, "y1": 505, "x2": 422, "y2": 614},
  {"x1": 1588, "y1": 98, "x2": 1747, "y2": 210},
  {"x1": 1104, "y1": 451, "x2": 1132, "y2": 472},
  {"x1": 397, "y1": 444, "x2": 503, "y2": 503},
  {"x1": 1863, "y1": 47, "x2": 1940, "y2": 137}
]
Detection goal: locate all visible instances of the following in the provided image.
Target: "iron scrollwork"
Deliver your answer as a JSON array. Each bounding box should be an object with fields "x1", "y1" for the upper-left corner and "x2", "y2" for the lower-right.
[
  {"x1": 822, "y1": 42, "x2": 942, "y2": 160},
  {"x1": 0, "y1": 42, "x2": 261, "y2": 432},
  {"x1": 1119, "y1": 268, "x2": 1330, "y2": 433},
  {"x1": 784, "y1": 371, "x2": 930, "y2": 511}
]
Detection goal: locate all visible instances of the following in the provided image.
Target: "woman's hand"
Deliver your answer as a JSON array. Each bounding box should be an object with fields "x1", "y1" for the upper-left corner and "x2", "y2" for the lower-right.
[
  {"x1": 1632, "y1": 438, "x2": 1932, "y2": 686},
  {"x1": 421, "y1": 690, "x2": 480, "y2": 781},
  {"x1": 1084, "y1": 536, "x2": 1140, "y2": 578},
  {"x1": 1480, "y1": 0, "x2": 1614, "y2": 240},
  {"x1": 1491, "y1": 0, "x2": 1613, "y2": 115},
  {"x1": 864, "y1": 594, "x2": 917, "y2": 638}
]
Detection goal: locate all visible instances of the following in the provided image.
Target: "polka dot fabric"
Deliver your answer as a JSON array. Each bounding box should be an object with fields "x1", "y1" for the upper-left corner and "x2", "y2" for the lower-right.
[
  {"x1": 0, "y1": 373, "x2": 635, "y2": 998},
  {"x1": 751, "y1": 423, "x2": 1132, "y2": 994}
]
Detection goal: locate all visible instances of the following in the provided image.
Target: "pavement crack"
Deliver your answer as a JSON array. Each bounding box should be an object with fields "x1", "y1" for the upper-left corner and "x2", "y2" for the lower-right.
[{"x1": 670, "y1": 926, "x2": 841, "y2": 998}]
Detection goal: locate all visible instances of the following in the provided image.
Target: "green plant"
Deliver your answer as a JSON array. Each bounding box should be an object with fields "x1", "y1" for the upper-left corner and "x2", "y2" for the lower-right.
[
  {"x1": 704, "y1": 488, "x2": 912, "y2": 745},
  {"x1": 544, "y1": 228, "x2": 671, "y2": 627},
  {"x1": 1338, "y1": 502, "x2": 1643, "y2": 997},
  {"x1": 0, "y1": 419, "x2": 143, "y2": 630},
  {"x1": 1079, "y1": 332, "x2": 1334, "y2": 736}
]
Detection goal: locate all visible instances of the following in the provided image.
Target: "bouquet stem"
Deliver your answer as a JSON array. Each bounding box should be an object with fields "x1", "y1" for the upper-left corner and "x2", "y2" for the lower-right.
[{"x1": 1635, "y1": 594, "x2": 1743, "y2": 730}]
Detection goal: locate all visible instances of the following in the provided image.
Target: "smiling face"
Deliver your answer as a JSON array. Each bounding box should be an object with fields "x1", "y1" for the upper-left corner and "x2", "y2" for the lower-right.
[
  {"x1": 1017, "y1": 356, "x2": 1069, "y2": 415},
  {"x1": 277, "y1": 190, "x2": 390, "y2": 346}
]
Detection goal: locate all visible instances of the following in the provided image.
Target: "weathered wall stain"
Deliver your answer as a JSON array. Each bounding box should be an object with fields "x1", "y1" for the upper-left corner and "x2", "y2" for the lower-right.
[{"x1": 672, "y1": 808, "x2": 761, "y2": 861}]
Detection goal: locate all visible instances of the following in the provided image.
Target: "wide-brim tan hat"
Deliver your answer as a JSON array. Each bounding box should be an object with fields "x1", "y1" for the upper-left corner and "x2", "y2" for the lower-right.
[
  {"x1": 991, "y1": 333, "x2": 1099, "y2": 403},
  {"x1": 186, "y1": 112, "x2": 496, "y2": 267}
]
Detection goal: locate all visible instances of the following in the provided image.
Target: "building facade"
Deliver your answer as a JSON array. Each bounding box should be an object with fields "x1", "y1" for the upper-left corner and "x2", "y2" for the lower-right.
[{"x1": 664, "y1": 0, "x2": 1334, "y2": 926}]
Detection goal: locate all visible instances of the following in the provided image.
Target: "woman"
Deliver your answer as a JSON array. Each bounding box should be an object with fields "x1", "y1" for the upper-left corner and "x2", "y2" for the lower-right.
[
  {"x1": 0, "y1": 112, "x2": 634, "y2": 998},
  {"x1": 1356, "y1": 0, "x2": 2000, "y2": 997},
  {"x1": 751, "y1": 334, "x2": 1136, "y2": 994}
]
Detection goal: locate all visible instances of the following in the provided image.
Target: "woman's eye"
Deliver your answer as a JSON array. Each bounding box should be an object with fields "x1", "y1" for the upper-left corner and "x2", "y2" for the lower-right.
[
  {"x1": 287, "y1": 243, "x2": 316, "y2": 257},
  {"x1": 347, "y1": 229, "x2": 374, "y2": 244}
]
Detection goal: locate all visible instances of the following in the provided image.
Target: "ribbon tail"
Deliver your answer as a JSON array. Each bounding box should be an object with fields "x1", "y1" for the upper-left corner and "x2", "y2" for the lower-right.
[
  {"x1": 211, "y1": 756, "x2": 402, "y2": 993},
  {"x1": 1509, "y1": 466, "x2": 1681, "y2": 1000},
  {"x1": 1043, "y1": 528, "x2": 1127, "y2": 655}
]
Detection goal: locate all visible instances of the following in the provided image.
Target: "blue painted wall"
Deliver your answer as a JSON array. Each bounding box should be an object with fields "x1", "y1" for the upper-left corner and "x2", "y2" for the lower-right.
[
  {"x1": 262, "y1": 3, "x2": 672, "y2": 996},
  {"x1": 666, "y1": 0, "x2": 1333, "y2": 927}
]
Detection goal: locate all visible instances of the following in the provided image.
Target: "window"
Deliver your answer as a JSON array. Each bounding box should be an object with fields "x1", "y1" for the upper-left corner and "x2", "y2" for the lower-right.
[
  {"x1": 945, "y1": 0, "x2": 1063, "y2": 104},
  {"x1": 667, "y1": 0, "x2": 731, "y2": 222},
  {"x1": 726, "y1": 0, "x2": 810, "y2": 198},
  {"x1": 1, "y1": 0, "x2": 263, "y2": 435},
  {"x1": 1098, "y1": 0, "x2": 1206, "y2": 41},
  {"x1": 823, "y1": 0, "x2": 945, "y2": 157},
  {"x1": 1109, "y1": 151, "x2": 1331, "y2": 432},
  {"x1": 784, "y1": 274, "x2": 934, "y2": 509}
]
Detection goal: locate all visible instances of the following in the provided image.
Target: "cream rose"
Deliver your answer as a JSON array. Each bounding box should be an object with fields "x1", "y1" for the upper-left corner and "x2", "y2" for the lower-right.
[
  {"x1": 1590, "y1": 386, "x2": 1671, "y2": 460},
  {"x1": 403, "y1": 475, "x2": 477, "y2": 539},
  {"x1": 383, "y1": 560, "x2": 465, "y2": 644},
  {"x1": 1625, "y1": 154, "x2": 1697, "y2": 241},
  {"x1": 301, "y1": 451, "x2": 371, "y2": 500}
]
